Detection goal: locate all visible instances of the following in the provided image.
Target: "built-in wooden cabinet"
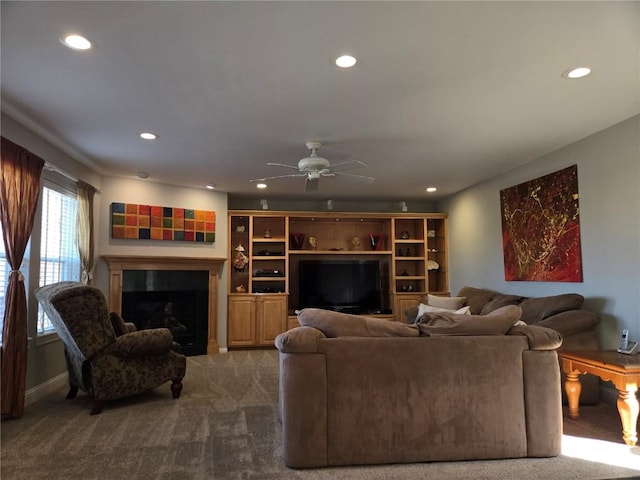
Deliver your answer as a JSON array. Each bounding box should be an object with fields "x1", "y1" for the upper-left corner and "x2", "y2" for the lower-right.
[
  {"x1": 227, "y1": 210, "x2": 448, "y2": 344},
  {"x1": 227, "y1": 293, "x2": 287, "y2": 347}
]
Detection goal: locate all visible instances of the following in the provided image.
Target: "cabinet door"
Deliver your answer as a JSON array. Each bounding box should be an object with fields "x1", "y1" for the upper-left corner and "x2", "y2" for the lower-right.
[
  {"x1": 394, "y1": 293, "x2": 425, "y2": 323},
  {"x1": 228, "y1": 296, "x2": 256, "y2": 346},
  {"x1": 256, "y1": 295, "x2": 287, "y2": 346}
]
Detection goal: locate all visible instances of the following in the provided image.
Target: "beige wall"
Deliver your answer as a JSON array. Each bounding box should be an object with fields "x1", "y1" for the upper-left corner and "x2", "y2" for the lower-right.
[
  {"x1": 440, "y1": 115, "x2": 640, "y2": 350},
  {"x1": 94, "y1": 176, "x2": 229, "y2": 348}
]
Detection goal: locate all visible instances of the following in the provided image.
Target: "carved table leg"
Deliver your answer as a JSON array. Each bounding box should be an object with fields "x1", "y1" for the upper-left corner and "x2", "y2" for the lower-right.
[
  {"x1": 565, "y1": 370, "x2": 582, "y2": 420},
  {"x1": 617, "y1": 389, "x2": 639, "y2": 446}
]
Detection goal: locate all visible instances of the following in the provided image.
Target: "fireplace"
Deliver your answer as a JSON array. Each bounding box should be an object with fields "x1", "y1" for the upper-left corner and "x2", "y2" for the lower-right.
[
  {"x1": 102, "y1": 256, "x2": 226, "y2": 355},
  {"x1": 121, "y1": 270, "x2": 209, "y2": 356}
]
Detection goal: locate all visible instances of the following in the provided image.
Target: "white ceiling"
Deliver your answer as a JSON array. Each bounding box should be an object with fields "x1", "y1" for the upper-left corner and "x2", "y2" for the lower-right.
[{"x1": 1, "y1": 1, "x2": 638, "y2": 201}]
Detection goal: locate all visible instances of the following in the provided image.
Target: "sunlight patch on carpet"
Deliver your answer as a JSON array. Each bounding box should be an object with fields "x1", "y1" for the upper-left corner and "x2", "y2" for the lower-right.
[{"x1": 562, "y1": 434, "x2": 640, "y2": 471}]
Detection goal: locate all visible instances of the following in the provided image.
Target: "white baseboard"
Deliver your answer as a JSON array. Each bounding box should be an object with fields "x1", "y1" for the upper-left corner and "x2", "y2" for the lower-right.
[
  {"x1": 25, "y1": 372, "x2": 68, "y2": 407},
  {"x1": 219, "y1": 347, "x2": 228, "y2": 353}
]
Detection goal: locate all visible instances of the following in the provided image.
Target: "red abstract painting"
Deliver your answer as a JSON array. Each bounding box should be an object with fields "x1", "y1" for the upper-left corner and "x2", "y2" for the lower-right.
[{"x1": 500, "y1": 165, "x2": 583, "y2": 282}]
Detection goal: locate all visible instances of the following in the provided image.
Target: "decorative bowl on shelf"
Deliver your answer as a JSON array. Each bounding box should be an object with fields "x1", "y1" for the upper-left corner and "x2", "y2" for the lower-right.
[{"x1": 289, "y1": 233, "x2": 305, "y2": 250}]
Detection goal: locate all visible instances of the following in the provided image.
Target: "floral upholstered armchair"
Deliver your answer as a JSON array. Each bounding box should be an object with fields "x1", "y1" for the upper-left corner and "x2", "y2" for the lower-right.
[{"x1": 35, "y1": 281, "x2": 187, "y2": 414}]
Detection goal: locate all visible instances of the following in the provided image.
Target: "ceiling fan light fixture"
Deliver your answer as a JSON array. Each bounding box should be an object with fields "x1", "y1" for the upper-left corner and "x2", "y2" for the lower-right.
[
  {"x1": 335, "y1": 55, "x2": 357, "y2": 68},
  {"x1": 426, "y1": 187, "x2": 437, "y2": 193},
  {"x1": 256, "y1": 183, "x2": 267, "y2": 189}
]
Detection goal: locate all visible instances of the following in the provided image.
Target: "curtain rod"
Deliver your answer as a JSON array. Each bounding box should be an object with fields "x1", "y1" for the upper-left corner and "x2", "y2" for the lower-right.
[{"x1": 44, "y1": 163, "x2": 101, "y2": 194}]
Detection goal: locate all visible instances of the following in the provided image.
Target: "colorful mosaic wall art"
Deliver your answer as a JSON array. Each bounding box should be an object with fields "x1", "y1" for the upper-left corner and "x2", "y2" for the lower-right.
[{"x1": 111, "y1": 203, "x2": 216, "y2": 243}]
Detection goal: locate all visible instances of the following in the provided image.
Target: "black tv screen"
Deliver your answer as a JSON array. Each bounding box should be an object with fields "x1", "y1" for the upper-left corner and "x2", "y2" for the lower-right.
[{"x1": 298, "y1": 260, "x2": 382, "y2": 314}]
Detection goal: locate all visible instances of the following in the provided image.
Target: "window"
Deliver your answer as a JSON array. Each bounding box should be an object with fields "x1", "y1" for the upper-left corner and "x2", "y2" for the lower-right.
[{"x1": 37, "y1": 182, "x2": 80, "y2": 334}]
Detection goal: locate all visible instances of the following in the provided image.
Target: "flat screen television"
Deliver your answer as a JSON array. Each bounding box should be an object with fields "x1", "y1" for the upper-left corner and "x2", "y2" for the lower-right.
[{"x1": 298, "y1": 260, "x2": 382, "y2": 314}]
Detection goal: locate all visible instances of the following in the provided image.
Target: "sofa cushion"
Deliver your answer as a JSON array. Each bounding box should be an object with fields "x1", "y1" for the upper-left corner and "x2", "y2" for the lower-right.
[
  {"x1": 457, "y1": 286, "x2": 499, "y2": 314},
  {"x1": 417, "y1": 305, "x2": 522, "y2": 336},
  {"x1": 507, "y1": 324, "x2": 563, "y2": 350},
  {"x1": 297, "y1": 308, "x2": 419, "y2": 338},
  {"x1": 519, "y1": 294, "x2": 584, "y2": 324},
  {"x1": 275, "y1": 326, "x2": 326, "y2": 353},
  {"x1": 415, "y1": 303, "x2": 471, "y2": 322},
  {"x1": 426, "y1": 294, "x2": 467, "y2": 310},
  {"x1": 480, "y1": 294, "x2": 522, "y2": 315}
]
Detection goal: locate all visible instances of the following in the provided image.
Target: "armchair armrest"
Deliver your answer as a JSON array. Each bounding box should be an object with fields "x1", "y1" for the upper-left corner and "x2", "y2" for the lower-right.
[
  {"x1": 535, "y1": 309, "x2": 599, "y2": 337},
  {"x1": 111, "y1": 328, "x2": 174, "y2": 356},
  {"x1": 275, "y1": 327, "x2": 326, "y2": 353},
  {"x1": 508, "y1": 324, "x2": 562, "y2": 350}
]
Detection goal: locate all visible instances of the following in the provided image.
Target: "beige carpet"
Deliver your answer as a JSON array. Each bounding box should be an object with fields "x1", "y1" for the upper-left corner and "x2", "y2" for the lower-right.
[{"x1": 2, "y1": 349, "x2": 639, "y2": 480}]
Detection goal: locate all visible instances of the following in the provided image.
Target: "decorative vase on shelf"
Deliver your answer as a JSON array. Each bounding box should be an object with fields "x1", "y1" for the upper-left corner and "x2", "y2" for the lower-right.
[
  {"x1": 368, "y1": 233, "x2": 385, "y2": 251},
  {"x1": 290, "y1": 233, "x2": 305, "y2": 250}
]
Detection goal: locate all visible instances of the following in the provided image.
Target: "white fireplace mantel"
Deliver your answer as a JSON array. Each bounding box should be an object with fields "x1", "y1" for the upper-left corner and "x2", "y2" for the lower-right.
[{"x1": 102, "y1": 255, "x2": 226, "y2": 354}]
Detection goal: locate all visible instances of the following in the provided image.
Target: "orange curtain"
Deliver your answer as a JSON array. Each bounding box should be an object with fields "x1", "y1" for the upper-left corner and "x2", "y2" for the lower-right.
[{"x1": 0, "y1": 137, "x2": 45, "y2": 418}]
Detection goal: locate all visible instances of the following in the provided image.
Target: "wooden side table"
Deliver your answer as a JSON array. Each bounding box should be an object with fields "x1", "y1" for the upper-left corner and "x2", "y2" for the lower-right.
[{"x1": 559, "y1": 350, "x2": 640, "y2": 446}]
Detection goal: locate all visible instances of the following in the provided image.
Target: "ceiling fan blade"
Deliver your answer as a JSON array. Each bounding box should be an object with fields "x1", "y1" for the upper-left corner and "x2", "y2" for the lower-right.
[
  {"x1": 266, "y1": 162, "x2": 300, "y2": 171},
  {"x1": 305, "y1": 177, "x2": 319, "y2": 192},
  {"x1": 326, "y1": 160, "x2": 368, "y2": 172},
  {"x1": 250, "y1": 173, "x2": 307, "y2": 182},
  {"x1": 333, "y1": 171, "x2": 376, "y2": 183}
]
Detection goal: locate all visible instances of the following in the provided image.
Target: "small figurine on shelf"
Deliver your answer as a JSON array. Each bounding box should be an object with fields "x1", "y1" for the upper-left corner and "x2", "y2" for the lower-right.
[
  {"x1": 263, "y1": 228, "x2": 272, "y2": 238},
  {"x1": 308, "y1": 236, "x2": 318, "y2": 250},
  {"x1": 351, "y1": 236, "x2": 361, "y2": 251},
  {"x1": 400, "y1": 231, "x2": 410, "y2": 239},
  {"x1": 236, "y1": 224, "x2": 246, "y2": 233},
  {"x1": 405, "y1": 248, "x2": 411, "y2": 257},
  {"x1": 235, "y1": 284, "x2": 246, "y2": 293},
  {"x1": 397, "y1": 248, "x2": 403, "y2": 256},
  {"x1": 233, "y1": 244, "x2": 249, "y2": 272}
]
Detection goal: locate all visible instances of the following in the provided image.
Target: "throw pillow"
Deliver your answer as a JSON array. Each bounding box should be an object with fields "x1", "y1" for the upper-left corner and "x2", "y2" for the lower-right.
[
  {"x1": 427, "y1": 294, "x2": 466, "y2": 310},
  {"x1": 297, "y1": 308, "x2": 419, "y2": 338},
  {"x1": 415, "y1": 303, "x2": 471, "y2": 323},
  {"x1": 417, "y1": 305, "x2": 522, "y2": 336},
  {"x1": 519, "y1": 293, "x2": 584, "y2": 324},
  {"x1": 480, "y1": 294, "x2": 522, "y2": 315},
  {"x1": 457, "y1": 286, "x2": 498, "y2": 314}
]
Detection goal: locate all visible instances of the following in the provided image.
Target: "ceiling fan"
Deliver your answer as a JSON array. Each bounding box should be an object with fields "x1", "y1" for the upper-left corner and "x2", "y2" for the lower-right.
[{"x1": 250, "y1": 141, "x2": 375, "y2": 192}]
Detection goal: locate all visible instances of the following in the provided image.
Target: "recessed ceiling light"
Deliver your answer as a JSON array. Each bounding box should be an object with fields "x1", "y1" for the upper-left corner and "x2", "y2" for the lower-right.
[
  {"x1": 563, "y1": 67, "x2": 591, "y2": 79},
  {"x1": 256, "y1": 183, "x2": 267, "y2": 189},
  {"x1": 139, "y1": 132, "x2": 157, "y2": 140},
  {"x1": 205, "y1": 183, "x2": 215, "y2": 190},
  {"x1": 426, "y1": 187, "x2": 437, "y2": 193},
  {"x1": 59, "y1": 34, "x2": 92, "y2": 51},
  {"x1": 335, "y1": 55, "x2": 357, "y2": 68}
]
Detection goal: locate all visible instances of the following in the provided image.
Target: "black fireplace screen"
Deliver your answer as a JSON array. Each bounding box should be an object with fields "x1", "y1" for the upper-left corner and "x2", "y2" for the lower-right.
[{"x1": 121, "y1": 270, "x2": 208, "y2": 356}]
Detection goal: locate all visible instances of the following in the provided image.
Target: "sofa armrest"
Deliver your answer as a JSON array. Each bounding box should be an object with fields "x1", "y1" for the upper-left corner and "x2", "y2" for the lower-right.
[
  {"x1": 106, "y1": 328, "x2": 174, "y2": 357},
  {"x1": 275, "y1": 326, "x2": 326, "y2": 353},
  {"x1": 508, "y1": 325, "x2": 562, "y2": 350},
  {"x1": 535, "y1": 309, "x2": 599, "y2": 337}
]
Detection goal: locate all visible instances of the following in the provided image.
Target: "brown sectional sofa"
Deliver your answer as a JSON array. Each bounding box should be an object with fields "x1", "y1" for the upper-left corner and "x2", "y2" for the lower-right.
[
  {"x1": 276, "y1": 308, "x2": 563, "y2": 468},
  {"x1": 456, "y1": 286, "x2": 600, "y2": 404}
]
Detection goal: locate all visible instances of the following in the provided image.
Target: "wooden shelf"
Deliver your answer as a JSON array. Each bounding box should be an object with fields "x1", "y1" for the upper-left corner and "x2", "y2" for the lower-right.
[
  {"x1": 289, "y1": 250, "x2": 392, "y2": 255},
  {"x1": 229, "y1": 210, "x2": 448, "y2": 327}
]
